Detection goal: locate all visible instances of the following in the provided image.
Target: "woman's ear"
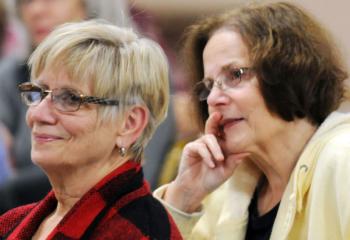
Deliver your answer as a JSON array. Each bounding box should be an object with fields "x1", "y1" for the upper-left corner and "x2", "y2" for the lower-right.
[{"x1": 115, "y1": 105, "x2": 149, "y2": 149}]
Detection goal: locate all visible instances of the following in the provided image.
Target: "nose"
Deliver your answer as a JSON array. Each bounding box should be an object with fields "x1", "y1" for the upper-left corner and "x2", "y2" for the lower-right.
[
  {"x1": 206, "y1": 82, "x2": 229, "y2": 107},
  {"x1": 26, "y1": 94, "x2": 57, "y2": 128}
]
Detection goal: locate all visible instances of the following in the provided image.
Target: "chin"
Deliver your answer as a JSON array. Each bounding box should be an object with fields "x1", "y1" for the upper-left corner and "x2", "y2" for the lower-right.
[
  {"x1": 223, "y1": 137, "x2": 248, "y2": 154},
  {"x1": 31, "y1": 150, "x2": 57, "y2": 167}
]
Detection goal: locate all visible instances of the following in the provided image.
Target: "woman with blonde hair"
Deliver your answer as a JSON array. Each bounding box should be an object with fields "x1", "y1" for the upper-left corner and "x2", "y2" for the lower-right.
[
  {"x1": 0, "y1": 20, "x2": 182, "y2": 239},
  {"x1": 0, "y1": 0, "x2": 136, "y2": 212}
]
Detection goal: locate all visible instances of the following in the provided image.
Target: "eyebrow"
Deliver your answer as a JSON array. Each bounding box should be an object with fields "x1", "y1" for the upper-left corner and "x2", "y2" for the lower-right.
[
  {"x1": 222, "y1": 61, "x2": 245, "y2": 72},
  {"x1": 31, "y1": 80, "x2": 82, "y2": 93},
  {"x1": 29, "y1": 81, "x2": 47, "y2": 90},
  {"x1": 203, "y1": 61, "x2": 245, "y2": 80}
]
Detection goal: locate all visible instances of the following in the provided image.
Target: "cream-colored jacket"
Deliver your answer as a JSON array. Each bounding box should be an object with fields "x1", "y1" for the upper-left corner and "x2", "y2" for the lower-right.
[{"x1": 154, "y1": 112, "x2": 350, "y2": 239}]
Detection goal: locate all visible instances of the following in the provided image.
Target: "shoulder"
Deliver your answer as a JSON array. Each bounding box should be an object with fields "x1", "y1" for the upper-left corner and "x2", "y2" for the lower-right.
[
  {"x1": 121, "y1": 192, "x2": 181, "y2": 238},
  {"x1": 317, "y1": 121, "x2": 350, "y2": 166},
  {"x1": 312, "y1": 114, "x2": 350, "y2": 193},
  {"x1": 309, "y1": 122, "x2": 350, "y2": 227},
  {"x1": 0, "y1": 203, "x2": 36, "y2": 236},
  {"x1": 312, "y1": 128, "x2": 350, "y2": 181},
  {"x1": 312, "y1": 112, "x2": 350, "y2": 164},
  {"x1": 99, "y1": 185, "x2": 181, "y2": 239}
]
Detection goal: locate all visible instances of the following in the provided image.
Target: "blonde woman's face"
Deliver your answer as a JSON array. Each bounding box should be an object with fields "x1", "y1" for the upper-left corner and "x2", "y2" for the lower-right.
[
  {"x1": 19, "y1": 0, "x2": 86, "y2": 46},
  {"x1": 26, "y1": 68, "x2": 119, "y2": 172}
]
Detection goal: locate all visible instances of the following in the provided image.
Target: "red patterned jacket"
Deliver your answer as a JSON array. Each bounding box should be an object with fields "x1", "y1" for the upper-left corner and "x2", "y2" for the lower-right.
[{"x1": 0, "y1": 161, "x2": 182, "y2": 239}]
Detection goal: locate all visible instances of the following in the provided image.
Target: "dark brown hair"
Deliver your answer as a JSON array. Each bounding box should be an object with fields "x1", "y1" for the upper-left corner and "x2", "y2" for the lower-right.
[{"x1": 183, "y1": 1, "x2": 348, "y2": 129}]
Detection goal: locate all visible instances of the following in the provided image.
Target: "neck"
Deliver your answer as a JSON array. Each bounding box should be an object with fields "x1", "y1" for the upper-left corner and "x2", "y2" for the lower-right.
[
  {"x1": 250, "y1": 119, "x2": 317, "y2": 214},
  {"x1": 46, "y1": 155, "x2": 129, "y2": 217}
]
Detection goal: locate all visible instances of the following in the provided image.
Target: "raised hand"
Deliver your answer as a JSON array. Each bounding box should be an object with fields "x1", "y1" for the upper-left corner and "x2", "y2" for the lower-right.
[{"x1": 164, "y1": 112, "x2": 249, "y2": 213}]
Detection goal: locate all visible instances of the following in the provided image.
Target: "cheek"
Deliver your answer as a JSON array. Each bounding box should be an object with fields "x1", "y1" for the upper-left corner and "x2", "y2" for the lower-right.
[
  {"x1": 66, "y1": 113, "x2": 103, "y2": 138},
  {"x1": 26, "y1": 108, "x2": 34, "y2": 129},
  {"x1": 239, "y1": 88, "x2": 267, "y2": 119},
  {"x1": 246, "y1": 102, "x2": 266, "y2": 126},
  {"x1": 65, "y1": 120, "x2": 94, "y2": 138}
]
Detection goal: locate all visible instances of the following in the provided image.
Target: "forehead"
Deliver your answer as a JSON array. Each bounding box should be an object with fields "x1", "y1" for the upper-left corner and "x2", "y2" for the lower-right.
[
  {"x1": 34, "y1": 67, "x2": 91, "y2": 93},
  {"x1": 203, "y1": 29, "x2": 250, "y2": 77}
]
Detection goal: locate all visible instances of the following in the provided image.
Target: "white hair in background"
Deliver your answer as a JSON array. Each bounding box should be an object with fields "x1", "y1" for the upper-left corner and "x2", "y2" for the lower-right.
[
  {"x1": 4, "y1": 0, "x2": 134, "y2": 59},
  {"x1": 83, "y1": 0, "x2": 133, "y2": 28}
]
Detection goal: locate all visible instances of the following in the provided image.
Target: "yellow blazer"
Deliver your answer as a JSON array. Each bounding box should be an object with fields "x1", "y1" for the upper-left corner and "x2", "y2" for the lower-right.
[{"x1": 154, "y1": 112, "x2": 350, "y2": 239}]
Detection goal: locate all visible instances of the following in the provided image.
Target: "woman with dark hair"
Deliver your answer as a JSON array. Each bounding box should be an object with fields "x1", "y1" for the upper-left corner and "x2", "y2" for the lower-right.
[{"x1": 155, "y1": 2, "x2": 350, "y2": 239}]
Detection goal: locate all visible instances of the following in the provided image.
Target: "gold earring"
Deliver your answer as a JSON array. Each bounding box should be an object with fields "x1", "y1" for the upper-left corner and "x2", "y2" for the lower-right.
[{"x1": 119, "y1": 147, "x2": 126, "y2": 157}]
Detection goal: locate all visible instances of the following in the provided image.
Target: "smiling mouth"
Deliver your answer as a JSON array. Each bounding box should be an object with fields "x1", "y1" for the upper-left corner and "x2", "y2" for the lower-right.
[{"x1": 33, "y1": 133, "x2": 63, "y2": 143}]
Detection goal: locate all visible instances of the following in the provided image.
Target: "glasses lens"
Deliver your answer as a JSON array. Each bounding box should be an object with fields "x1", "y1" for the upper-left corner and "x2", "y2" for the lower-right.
[
  {"x1": 224, "y1": 68, "x2": 243, "y2": 88},
  {"x1": 52, "y1": 88, "x2": 81, "y2": 112},
  {"x1": 21, "y1": 91, "x2": 42, "y2": 106},
  {"x1": 194, "y1": 81, "x2": 212, "y2": 101}
]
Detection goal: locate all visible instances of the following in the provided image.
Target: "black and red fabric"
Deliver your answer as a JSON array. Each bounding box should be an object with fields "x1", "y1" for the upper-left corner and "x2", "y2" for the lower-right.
[{"x1": 0, "y1": 161, "x2": 182, "y2": 239}]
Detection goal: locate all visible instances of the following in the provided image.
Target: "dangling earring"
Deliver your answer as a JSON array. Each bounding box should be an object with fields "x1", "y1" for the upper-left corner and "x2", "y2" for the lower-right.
[{"x1": 119, "y1": 147, "x2": 126, "y2": 157}]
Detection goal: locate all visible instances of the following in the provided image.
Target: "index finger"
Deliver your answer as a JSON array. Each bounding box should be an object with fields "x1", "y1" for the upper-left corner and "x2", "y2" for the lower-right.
[{"x1": 205, "y1": 112, "x2": 222, "y2": 136}]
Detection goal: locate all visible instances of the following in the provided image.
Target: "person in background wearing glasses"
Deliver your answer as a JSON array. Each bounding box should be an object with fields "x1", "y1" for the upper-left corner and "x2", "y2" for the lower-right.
[
  {"x1": 0, "y1": 20, "x2": 182, "y2": 240},
  {"x1": 154, "y1": 2, "x2": 350, "y2": 239}
]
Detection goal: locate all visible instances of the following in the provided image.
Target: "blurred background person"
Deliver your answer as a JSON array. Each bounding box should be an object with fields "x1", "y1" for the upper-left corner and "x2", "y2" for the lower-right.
[
  {"x1": 0, "y1": 20, "x2": 181, "y2": 239},
  {"x1": 0, "y1": 0, "x2": 93, "y2": 213},
  {"x1": 0, "y1": 126, "x2": 12, "y2": 186},
  {"x1": 0, "y1": 0, "x2": 6, "y2": 57},
  {"x1": 129, "y1": 6, "x2": 182, "y2": 188},
  {"x1": 0, "y1": 0, "x2": 22, "y2": 59},
  {"x1": 130, "y1": 4, "x2": 200, "y2": 189},
  {"x1": 0, "y1": 0, "x2": 14, "y2": 186}
]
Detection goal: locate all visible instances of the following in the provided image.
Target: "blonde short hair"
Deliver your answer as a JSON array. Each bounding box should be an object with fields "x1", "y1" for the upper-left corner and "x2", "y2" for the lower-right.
[{"x1": 28, "y1": 20, "x2": 170, "y2": 162}]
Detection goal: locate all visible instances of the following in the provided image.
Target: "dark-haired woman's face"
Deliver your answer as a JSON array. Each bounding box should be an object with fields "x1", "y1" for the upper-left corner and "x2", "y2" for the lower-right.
[{"x1": 203, "y1": 29, "x2": 289, "y2": 155}]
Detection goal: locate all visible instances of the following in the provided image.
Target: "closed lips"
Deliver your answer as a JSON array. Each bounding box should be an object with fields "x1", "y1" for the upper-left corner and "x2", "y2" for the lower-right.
[
  {"x1": 33, "y1": 133, "x2": 63, "y2": 140},
  {"x1": 221, "y1": 118, "x2": 244, "y2": 130}
]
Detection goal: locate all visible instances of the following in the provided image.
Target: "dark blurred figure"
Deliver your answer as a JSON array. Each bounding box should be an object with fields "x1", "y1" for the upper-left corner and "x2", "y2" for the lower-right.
[
  {"x1": 131, "y1": 7, "x2": 200, "y2": 188},
  {"x1": 0, "y1": 0, "x2": 6, "y2": 56},
  {"x1": 130, "y1": 7, "x2": 178, "y2": 188},
  {"x1": 0, "y1": 0, "x2": 13, "y2": 186},
  {"x1": 0, "y1": 138, "x2": 11, "y2": 185}
]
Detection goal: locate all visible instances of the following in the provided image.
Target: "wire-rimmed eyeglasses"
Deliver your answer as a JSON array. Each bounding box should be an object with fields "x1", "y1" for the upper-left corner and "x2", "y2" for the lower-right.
[
  {"x1": 194, "y1": 67, "x2": 254, "y2": 101},
  {"x1": 18, "y1": 82, "x2": 120, "y2": 112}
]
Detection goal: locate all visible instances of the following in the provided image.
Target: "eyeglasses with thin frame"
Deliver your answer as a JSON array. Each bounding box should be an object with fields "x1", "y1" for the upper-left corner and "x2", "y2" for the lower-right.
[
  {"x1": 18, "y1": 82, "x2": 120, "y2": 112},
  {"x1": 194, "y1": 67, "x2": 254, "y2": 101}
]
